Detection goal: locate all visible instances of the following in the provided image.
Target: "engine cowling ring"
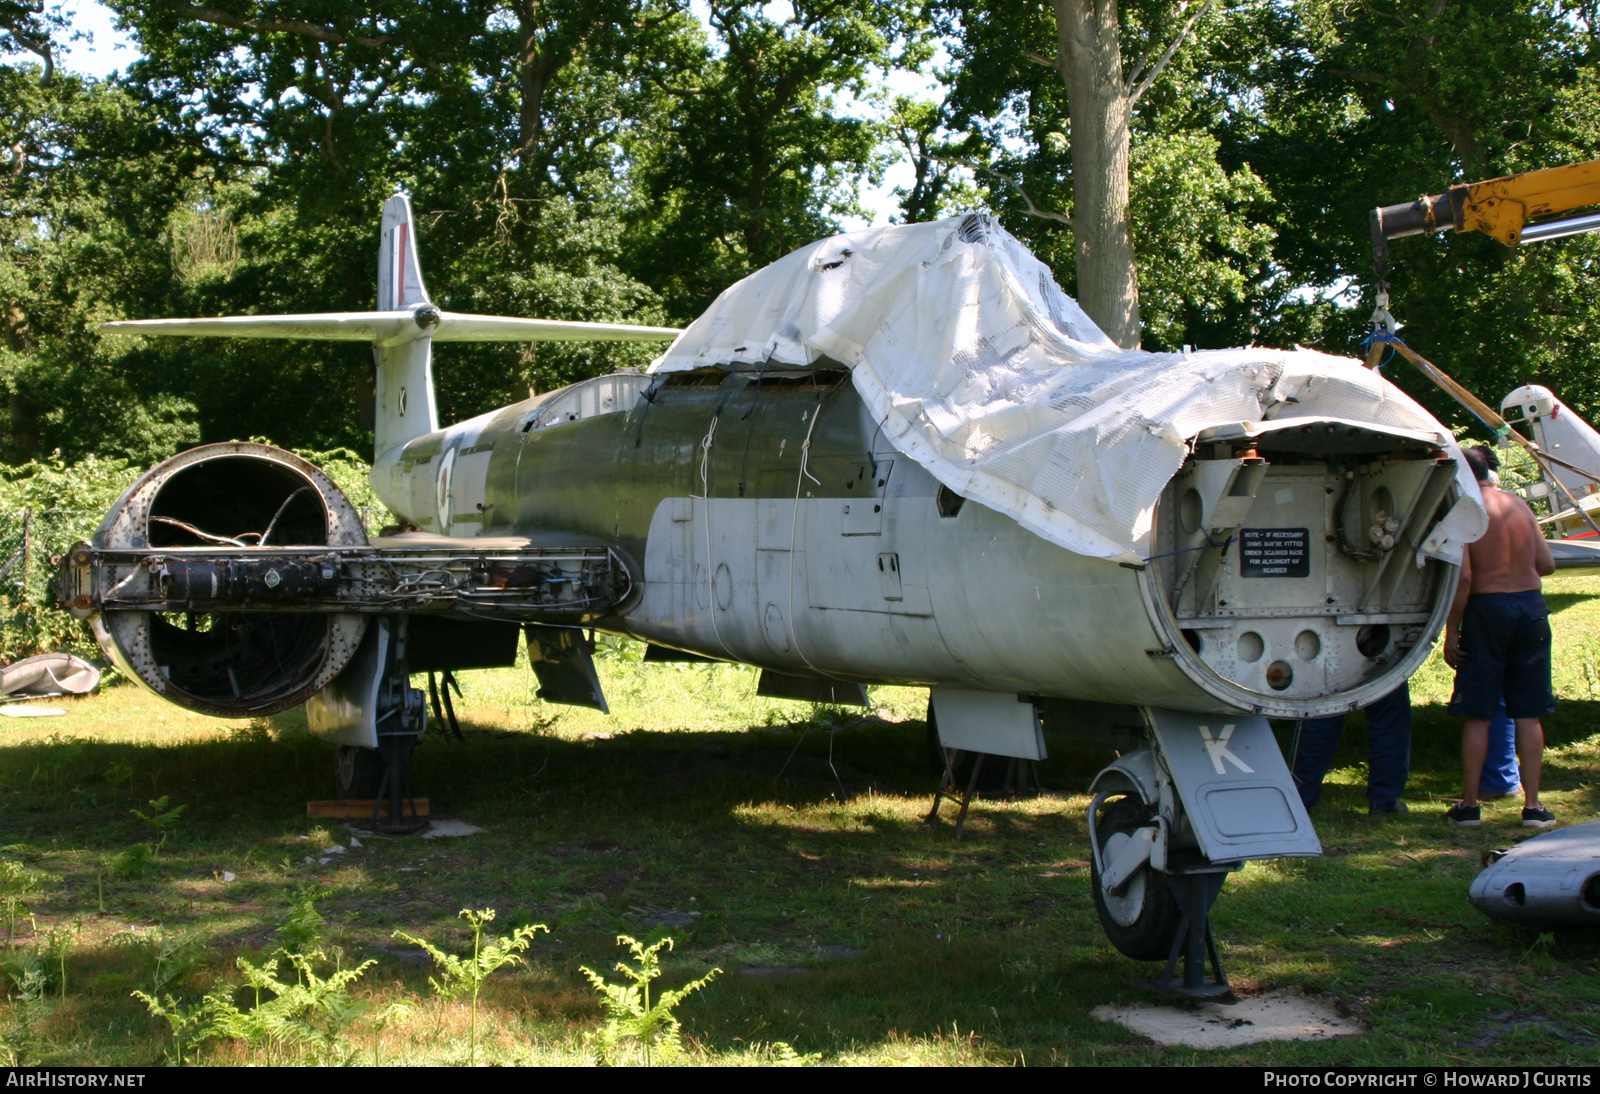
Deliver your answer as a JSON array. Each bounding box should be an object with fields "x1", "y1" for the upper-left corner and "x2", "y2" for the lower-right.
[{"x1": 89, "y1": 442, "x2": 369, "y2": 718}]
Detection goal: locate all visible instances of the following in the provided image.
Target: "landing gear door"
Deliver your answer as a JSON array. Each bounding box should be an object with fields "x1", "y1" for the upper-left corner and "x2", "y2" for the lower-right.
[
  {"x1": 1145, "y1": 708, "x2": 1321, "y2": 863},
  {"x1": 306, "y1": 619, "x2": 388, "y2": 749},
  {"x1": 525, "y1": 624, "x2": 609, "y2": 713}
]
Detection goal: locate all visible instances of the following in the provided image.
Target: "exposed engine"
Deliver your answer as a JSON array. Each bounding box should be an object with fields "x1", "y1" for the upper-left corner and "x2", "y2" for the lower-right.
[
  {"x1": 72, "y1": 442, "x2": 371, "y2": 717},
  {"x1": 58, "y1": 441, "x2": 633, "y2": 720}
]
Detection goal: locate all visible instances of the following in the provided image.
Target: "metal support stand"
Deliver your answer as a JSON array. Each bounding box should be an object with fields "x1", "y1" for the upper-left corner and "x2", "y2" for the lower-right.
[
  {"x1": 1001, "y1": 756, "x2": 1041, "y2": 798},
  {"x1": 1151, "y1": 870, "x2": 1234, "y2": 1001},
  {"x1": 371, "y1": 734, "x2": 426, "y2": 834},
  {"x1": 925, "y1": 749, "x2": 1038, "y2": 839}
]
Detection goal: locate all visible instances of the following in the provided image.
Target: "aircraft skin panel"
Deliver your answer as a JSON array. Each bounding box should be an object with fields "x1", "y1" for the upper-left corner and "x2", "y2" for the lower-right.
[
  {"x1": 362, "y1": 359, "x2": 1451, "y2": 715},
  {"x1": 418, "y1": 367, "x2": 1208, "y2": 701}
]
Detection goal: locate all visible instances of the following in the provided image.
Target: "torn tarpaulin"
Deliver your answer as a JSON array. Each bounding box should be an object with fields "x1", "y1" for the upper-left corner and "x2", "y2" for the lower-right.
[
  {"x1": 651, "y1": 215, "x2": 1486, "y2": 564},
  {"x1": 1, "y1": 652, "x2": 100, "y2": 701}
]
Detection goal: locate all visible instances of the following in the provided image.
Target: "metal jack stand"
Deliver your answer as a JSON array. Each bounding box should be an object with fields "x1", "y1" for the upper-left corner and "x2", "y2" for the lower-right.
[
  {"x1": 924, "y1": 748, "x2": 982, "y2": 839},
  {"x1": 1150, "y1": 870, "x2": 1234, "y2": 1001},
  {"x1": 925, "y1": 750, "x2": 1042, "y2": 839},
  {"x1": 1000, "y1": 756, "x2": 1040, "y2": 799},
  {"x1": 368, "y1": 617, "x2": 429, "y2": 834},
  {"x1": 371, "y1": 733, "x2": 426, "y2": 834}
]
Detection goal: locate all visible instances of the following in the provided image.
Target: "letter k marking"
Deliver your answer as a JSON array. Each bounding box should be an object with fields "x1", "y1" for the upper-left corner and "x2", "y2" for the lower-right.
[{"x1": 1199, "y1": 724, "x2": 1255, "y2": 775}]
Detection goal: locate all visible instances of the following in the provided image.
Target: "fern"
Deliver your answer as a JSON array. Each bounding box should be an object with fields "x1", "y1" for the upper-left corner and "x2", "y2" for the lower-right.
[
  {"x1": 0, "y1": 859, "x2": 60, "y2": 949},
  {"x1": 393, "y1": 907, "x2": 546, "y2": 1066},
  {"x1": 109, "y1": 843, "x2": 155, "y2": 879},
  {"x1": 581, "y1": 935, "x2": 720, "y2": 1066},
  {"x1": 208, "y1": 950, "x2": 376, "y2": 1064},
  {"x1": 131, "y1": 989, "x2": 222, "y2": 1066},
  {"x1": 142, "y1": 928, "x2": 203, "y2": 996},
  {"x1": 130, "y1": 796, "x2": 187, "y2": 832},
  {"x1": 274, "y1": 886, "x2": 329, "y2": 965}
]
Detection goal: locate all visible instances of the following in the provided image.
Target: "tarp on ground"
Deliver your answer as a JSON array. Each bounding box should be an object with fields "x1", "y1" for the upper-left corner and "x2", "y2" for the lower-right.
[{"x1": 650, "y1": 215, "x2": 1486, "y2": 564}]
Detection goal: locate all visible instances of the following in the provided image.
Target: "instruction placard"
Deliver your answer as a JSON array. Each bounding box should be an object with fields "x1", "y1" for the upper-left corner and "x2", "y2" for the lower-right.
[{"x1": 1239, "y1": 528, "x2": 1310, "y2": 578}]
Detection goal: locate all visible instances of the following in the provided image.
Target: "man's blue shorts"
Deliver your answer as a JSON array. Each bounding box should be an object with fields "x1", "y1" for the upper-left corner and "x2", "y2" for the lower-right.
[{"x1": 1448, "y1": 590, "x2": 1555, "y2": 720}]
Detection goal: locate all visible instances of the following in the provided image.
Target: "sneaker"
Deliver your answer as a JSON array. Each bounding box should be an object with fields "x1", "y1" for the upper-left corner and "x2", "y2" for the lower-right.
[
  {"x1": 1445, "y1": 801, "x2": 1481, "y2": 827},
  {"x1": 1369, "y1": 800, "x2": 1409, "y2": 816},
  {"x1": 1521, "y1": 807, "x2": 1557, "y2": 829}
]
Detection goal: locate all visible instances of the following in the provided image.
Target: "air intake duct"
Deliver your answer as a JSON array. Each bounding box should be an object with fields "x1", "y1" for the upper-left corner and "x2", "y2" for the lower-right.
[{"x1": 85, "y1": 442, "x2": 370, "y2": 717}]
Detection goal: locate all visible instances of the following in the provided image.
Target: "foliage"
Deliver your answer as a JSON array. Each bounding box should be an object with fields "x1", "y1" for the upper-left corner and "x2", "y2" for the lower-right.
[
  {"x1": 115, "y1": 796, "x2": 185, "y2": 876},
  {"x1": 274, "y1": 886, "x2": 330, "y2": 960},
  {"x1": 2, "y1": 0, "x2": 1599, "y2": 456},
  {"x1": 581, "y1": 934, "x2": 720, "y2": 1065},
  {"x1": 0, "y1": 620, "x2": 1599, "y2": 1063},
  {"x1": 394, "y1": 907, "x2": 546, "y2": 1066},
  {"x1": 622, "y1": 0, "x2": 929, "y2": 318},
  {"x1": 130, "y1": 989, "x2": 218, "y2": 1066},
  {"x1": 130, "y1": 795, "x2": 186, "y2": 834},
  {"x1": 139, "y1": 928, "x2": 205, "y2": 997},
  {"x1": 208, "y1": 950, "x2": 377, "y2": 1063},
  {"x1": 0, "y1": 858, "x2": 60, "y2": 951}
]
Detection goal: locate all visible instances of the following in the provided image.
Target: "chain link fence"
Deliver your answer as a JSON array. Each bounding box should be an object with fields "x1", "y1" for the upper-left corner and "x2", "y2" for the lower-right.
[{"x1": 0, "y1": 507, "x2": 387, "y2": 663}]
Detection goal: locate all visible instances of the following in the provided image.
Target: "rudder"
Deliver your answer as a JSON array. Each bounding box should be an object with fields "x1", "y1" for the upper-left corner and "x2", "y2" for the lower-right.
[{"x1": 377, "y1": 194, "x2": 430, "y2": 311}]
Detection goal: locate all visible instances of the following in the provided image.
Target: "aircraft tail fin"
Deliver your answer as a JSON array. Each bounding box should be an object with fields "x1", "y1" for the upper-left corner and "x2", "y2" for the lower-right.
[
  {"x1": 98, "y1": 192, "x2": 680, "y2": 470},
  {"x1": 377, "y1": 194, "x2": 430, "y2": 311}
]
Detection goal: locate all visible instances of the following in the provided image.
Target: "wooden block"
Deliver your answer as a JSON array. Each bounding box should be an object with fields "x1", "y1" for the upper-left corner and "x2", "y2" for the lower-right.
[{"x1": 306, "y1": 799, "x2": 429, "y2": 819}]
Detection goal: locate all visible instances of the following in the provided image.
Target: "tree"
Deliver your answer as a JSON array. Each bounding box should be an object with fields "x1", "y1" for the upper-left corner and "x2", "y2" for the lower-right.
[
  {"x1": 0, "y1": 1, "x2": 66, "y2": 84},
  {"x1": 0, "y1": 66, "x2": 205, "y2": 462},
  {"x1": 78, "y1": 2, "x2": 695, "y2": 441},
  {"x1": 623, "y1": 0, "x2": 930, "y2": 319},
  {"x1": 1232, "y1": 0, "x2": 1600, "y2": 425},
  {"x1": 939, "y1": 0, "x2": 1270, "y2": 349}
]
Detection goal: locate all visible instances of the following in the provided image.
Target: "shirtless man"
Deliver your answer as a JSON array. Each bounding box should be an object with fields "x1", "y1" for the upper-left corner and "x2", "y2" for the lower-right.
[{"x1": 1443, "y1": 445, "x2": 1558, "y2": 828}]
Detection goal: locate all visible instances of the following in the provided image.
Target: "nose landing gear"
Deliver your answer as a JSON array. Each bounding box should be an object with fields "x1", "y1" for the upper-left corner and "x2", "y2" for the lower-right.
[{"x1": 1087, "y1": 708, "x2": 1321, "y2": 1001}]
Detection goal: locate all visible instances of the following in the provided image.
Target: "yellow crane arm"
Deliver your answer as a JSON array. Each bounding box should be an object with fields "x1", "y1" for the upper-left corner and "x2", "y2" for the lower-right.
[{"x1": 1373, "y1": 158, "x2": 1600, "y2": 248}]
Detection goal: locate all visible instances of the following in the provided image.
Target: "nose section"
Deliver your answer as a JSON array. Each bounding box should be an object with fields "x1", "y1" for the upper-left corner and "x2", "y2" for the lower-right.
[{"x1": 1146, "y1": 420, "x2": 1459, "y2": 717}]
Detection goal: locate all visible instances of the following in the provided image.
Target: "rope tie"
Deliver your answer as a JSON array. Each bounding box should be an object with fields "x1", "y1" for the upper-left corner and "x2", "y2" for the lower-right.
[{"x1": 1142, "y1": 532, "x2": 1234, "y2": 564}]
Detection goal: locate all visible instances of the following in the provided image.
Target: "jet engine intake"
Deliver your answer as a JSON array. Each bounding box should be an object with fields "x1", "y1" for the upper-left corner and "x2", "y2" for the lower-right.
[{"x1": 83, "y1": 442, "x2": 370, "y2": 718}]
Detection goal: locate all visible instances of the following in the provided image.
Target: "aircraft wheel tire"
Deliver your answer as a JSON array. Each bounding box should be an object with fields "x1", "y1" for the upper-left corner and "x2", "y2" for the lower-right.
[
  {"x1": 335, "y1": 745, "x2": 385, "y2": 799},
  {"x1": 1090, "y1": 795, "x2": 1183, "y2": 961}
]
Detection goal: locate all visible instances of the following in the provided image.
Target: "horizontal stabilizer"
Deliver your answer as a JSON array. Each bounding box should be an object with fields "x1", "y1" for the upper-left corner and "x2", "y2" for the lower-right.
[{"x1": 102, "y1": 311, "x2": 681, "y2": 345}]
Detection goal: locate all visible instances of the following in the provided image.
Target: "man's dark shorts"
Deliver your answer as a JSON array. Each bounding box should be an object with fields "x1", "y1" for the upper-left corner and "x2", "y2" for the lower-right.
[{"x1": 1449, "y1": 590, "x2": 1555, "y2": 720}]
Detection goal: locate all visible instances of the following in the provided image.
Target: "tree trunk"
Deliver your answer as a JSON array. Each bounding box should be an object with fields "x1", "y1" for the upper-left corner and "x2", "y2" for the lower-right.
[
  {"x1": 515, "y1": 1, "x2": 560, "y2": 168},
  {"x1": 1054, "y1": 0, "x2": 1141, "y2": 348}
]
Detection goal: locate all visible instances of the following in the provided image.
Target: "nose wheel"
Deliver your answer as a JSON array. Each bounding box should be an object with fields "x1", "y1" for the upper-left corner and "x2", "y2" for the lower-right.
[
  {"x1": 1089, "y1": 790, "x2": 1234, "y2": 1001},
  {"x1": 1090, "y1": 794, "x2": 1183, "y2": 960}
]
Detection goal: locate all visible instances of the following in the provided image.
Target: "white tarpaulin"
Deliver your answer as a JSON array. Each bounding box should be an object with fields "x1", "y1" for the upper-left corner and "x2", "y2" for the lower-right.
[{"x1": 652, "y1": 215, "x2": 1486, "y2": 564}]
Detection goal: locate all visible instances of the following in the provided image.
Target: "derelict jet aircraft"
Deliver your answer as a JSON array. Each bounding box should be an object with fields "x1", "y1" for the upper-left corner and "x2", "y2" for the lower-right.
[{"x1": 57, "y1": 195, "x2": 1488, "y2": 998}]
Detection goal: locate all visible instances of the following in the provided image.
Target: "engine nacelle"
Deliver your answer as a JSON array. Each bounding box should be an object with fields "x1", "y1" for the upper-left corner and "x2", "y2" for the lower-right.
[{"x1": 87, "y1": 442, "x2": 370, "y2": 717}]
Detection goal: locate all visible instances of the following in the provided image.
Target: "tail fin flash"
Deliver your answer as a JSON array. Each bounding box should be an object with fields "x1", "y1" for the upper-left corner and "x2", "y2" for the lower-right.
[{"x1": 378, "y1": 195, "x2": 429, "y2": 311}]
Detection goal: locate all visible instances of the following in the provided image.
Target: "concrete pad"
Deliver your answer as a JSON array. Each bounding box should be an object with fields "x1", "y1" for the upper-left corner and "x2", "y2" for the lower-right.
[
  {"x1": 1091, "y1": 988, "x2": 1364, "y2": 1050},
  {"x1": 420, "y1": 819, "x2": 484, "y2": 838}
]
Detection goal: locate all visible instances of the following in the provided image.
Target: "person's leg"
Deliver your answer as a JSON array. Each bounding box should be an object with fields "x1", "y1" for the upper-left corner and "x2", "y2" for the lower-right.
[
  {"x1": 1502, "y1": 590, "x2": 1555, "y2": 820},
  {"x1": 1450, "y1": 595, "x2": 1511, "y2": 809},
  {"x1": 1514, "y1": 717, "x2": 1544, "y2": 810},
  {"x1": 1364, "y1": 682, "x2": 1411, "y2": 811},
  {"x1": 1478, "y1": 694, "x2": 1521, "y2": 796},
  {"x1": 1461, "y1": 718, "x2": 1490, "y2": 806},
  {"x1": 1291, "y1": 715, "x2": 1344, "y2": 809}
]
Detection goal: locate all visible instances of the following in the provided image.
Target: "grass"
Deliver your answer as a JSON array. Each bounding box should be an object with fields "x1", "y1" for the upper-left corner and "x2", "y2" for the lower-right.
[{"x1": 1, "y1": 575, "x2": 1599, "y2": 1065}]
